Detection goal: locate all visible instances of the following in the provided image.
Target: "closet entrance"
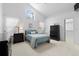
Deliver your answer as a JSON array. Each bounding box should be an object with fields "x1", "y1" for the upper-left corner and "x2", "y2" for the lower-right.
[{"x1": 64, "y1": 18, "x2": 74, "y2": 44}]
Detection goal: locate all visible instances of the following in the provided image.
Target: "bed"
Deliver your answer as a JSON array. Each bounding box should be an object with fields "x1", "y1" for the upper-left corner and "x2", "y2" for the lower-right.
[{"x1": 25, "y1": 30, "x2": 50, "y2": 48}]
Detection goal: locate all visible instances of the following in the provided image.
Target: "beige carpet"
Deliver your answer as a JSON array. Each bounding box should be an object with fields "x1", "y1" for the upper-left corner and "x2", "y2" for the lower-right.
[{"x1": 12, "y1": 40, "x2": 79, "y2": 56}]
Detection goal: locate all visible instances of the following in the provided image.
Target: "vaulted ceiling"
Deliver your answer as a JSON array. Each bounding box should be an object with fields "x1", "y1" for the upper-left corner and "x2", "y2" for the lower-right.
[
  {"x1": 3, "y1": 3, "x2": 29, "y2": 18},
  {"x1": 30, "y1": 3, "x2": 75, "y2": 17},
  {"x1": 3, "y1": 3, "x2": 75, "y2": 18}
]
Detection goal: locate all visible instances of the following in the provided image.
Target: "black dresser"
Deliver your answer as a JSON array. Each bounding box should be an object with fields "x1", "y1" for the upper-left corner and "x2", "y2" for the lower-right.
[
  {"x1": 0, "y1": 40, "x2": 8, "y2": 56},
  {"x1": 50, "y1": 25, "x2": 60, "y2": 41},
  {"x1": 13, "y1": 33, "x2": 24, "y2": 44}
]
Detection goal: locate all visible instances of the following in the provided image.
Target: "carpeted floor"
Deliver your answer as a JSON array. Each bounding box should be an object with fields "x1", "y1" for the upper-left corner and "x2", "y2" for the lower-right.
[{"x1": 12, "y1": 40, "x2": 79, "y2": 56}]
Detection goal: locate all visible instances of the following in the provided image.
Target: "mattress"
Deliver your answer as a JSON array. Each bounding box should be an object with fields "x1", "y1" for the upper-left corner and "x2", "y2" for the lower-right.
[
  {"x1": 27, "y1": 34, "x2": 49, "y2": 38},
  {"x1": 26, "y1": 34, "x2": 49, "y2": 48}
]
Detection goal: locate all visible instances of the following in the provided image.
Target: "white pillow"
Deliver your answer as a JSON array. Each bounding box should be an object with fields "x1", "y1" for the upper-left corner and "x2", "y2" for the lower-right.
[{"x1": 31, "y1": 31, "x2": 36, "y2": 34}]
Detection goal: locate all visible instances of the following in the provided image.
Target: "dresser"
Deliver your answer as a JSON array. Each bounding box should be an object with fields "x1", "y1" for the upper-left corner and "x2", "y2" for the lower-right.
[
  {"x1": 13, "y1": 33, "x2": 24, "y2": 44},
  {"x1": 0, "y1": 40, "x2": 8, "y2": 56},
  {"x1": 50, "y1": 25, "x2": 60, "y2": 41}
]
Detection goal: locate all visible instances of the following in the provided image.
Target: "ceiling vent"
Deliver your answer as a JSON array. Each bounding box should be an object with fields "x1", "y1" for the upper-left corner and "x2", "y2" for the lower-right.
[{"x1": 74, "y1": 3, "x2": 79, "y2": 11}]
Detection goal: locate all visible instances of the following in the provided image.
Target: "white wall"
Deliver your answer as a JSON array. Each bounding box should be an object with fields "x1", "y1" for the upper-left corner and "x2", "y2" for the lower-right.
[
  {"x1": 0, "y1": 3, "x2": 3, "y2": 41},
  {"x1": 3, "y1": 3, "x2": 79, "y2": 44},
  {"x1": 2, "y1": 3, "x2": 46, "y2": 41},
  {"x1": 74, "y1": 12, "x2": 79, "y2": 44},
  {"x1": 45, "y1": 14, "x2": 65, "y2": 41},
  {"x1": 2, "y1": 3, "x2": 25, "y2": 41},
  {"x1": 19, "y1": 5, "x2": 46, "y2": 33},
  {"x1": 45, "y1": 11, "x2": 78, "y2": 41},
  {"x1": 5, "y1": 17, "x2": 19, "y2": 40}
]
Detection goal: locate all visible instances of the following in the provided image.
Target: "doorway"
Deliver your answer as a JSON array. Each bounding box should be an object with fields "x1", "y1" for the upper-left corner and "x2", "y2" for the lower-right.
[{"x1": 64, "y1": 18, "x2": 74, "y2": 44}]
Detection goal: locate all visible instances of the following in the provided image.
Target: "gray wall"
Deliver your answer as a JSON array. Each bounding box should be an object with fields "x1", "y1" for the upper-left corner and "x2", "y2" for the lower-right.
[
  {"x1": 2, "y1": 3, "x2": 46, "y2": 41},
  {"x1": 45, "y1": 11, "x2": 78, "y2": 42},
  {"x1": 74, "y1": 12, "x2": 79, "y2": 44},
  {"x1": 0, "y1": 3, "x2": 3, "y2": 41},
  {"x1": 45, "y1": 14, "x2": 65, "y2": 41},
  {"x1": 2, "y1": 3, "x2": 30, "y2": 41},
  {"x1": 21, "y1": 7, "x2": 45, "y2": 33}
]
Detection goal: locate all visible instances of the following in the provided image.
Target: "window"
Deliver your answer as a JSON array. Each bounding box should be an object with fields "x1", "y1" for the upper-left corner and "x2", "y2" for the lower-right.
[
  {"x1": 25, "y1": 7, "x2": 34, "y2": 20},
  {"x1": 65, "y1": 19, "x2": 73, "y2": 31}
]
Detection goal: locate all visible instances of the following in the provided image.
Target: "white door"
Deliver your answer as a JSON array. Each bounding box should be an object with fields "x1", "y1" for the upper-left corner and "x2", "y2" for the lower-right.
[{"x1": 64, "y1": 19, "x2": 74, "y2": 44}]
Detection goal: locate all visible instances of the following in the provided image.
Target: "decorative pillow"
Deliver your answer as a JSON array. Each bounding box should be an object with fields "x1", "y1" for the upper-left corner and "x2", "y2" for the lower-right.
[
  {"x1": 30, "y1": 31, "x2": 36, "y2": 34},
  {"x1": 26, "y1": 30, "x2": 38, "y2": 34}
]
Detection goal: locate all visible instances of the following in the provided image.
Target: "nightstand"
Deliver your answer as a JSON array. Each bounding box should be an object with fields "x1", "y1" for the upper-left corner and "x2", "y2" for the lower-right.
[{"x1": 13, "y1": 33, "x2": 24, "y2": 44}]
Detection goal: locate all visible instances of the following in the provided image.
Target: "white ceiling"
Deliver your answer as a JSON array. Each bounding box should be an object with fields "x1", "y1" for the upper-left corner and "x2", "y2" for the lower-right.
[
  {"x1": 3, "y1": 3, "x2": 29, "y2": 18},
  {"x1": 30, "y1": 3, "x2": 75, "y2": 17},
  {"x1": 3, "y1": 3, "x2": 75, "y2": 18}
]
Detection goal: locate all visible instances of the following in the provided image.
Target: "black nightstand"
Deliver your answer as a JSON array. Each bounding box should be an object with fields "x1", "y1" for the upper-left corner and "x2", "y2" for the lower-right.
[{"x1": 13, "y1": 33, "x2": 24, "y2": 44}]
